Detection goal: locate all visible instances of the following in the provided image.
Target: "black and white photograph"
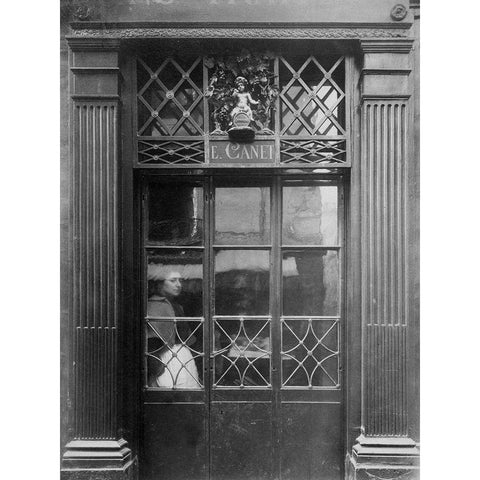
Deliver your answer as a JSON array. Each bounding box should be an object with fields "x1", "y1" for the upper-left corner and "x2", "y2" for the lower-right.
[
  {"x1": 4, "y1": 2, "x2": 480, "y2": 480},
  {"x1": 59, "y1": 2, "x2": 419, "y2": 479}
]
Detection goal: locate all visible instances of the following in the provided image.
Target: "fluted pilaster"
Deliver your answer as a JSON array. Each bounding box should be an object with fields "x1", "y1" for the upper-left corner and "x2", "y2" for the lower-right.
[
  {"x1": 62, "y1": 38, "x2": 133, "y2": 477},
  {"x1": 347, "y1": 37, "x2": 419, "y2": 480}
]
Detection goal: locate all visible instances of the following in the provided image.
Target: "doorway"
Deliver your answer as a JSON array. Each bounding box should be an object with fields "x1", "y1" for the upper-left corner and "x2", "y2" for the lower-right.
[{"x1": 140, "y1": 173, "x2": 345, "y2": 480}]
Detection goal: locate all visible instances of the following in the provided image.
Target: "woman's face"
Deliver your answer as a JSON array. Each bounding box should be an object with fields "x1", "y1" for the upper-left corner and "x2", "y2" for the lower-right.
[{"x1": 160, "y1": 272, "x2": 183, "y2": 298}]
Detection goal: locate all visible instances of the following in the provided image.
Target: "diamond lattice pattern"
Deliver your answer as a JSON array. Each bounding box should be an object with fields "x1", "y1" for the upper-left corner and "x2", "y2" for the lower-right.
[
  {"x1": 279, "y1": 56, "x2": 345, "y2": 136},
  {"x1": 280, "y1": 139, "x2": 347, "y2": 164},
  {"x1": 137, "y1": 56, "x2": 204, "y2": 136},
  {"x1": 138, "y1": 139, "x2": 205, "y2": 164}
]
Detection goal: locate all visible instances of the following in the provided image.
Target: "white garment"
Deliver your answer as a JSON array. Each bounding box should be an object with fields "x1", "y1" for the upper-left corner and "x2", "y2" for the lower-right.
[{"x1": 155, "y1": 344, "x2": 200, "y2": 389}]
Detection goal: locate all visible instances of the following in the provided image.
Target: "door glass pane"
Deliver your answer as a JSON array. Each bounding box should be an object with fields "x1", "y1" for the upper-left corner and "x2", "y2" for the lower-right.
[
  {"x1": 213, "y1": 317, "x2": 271, "y2": 388},
  {"x1": 282, "y1": 185, "x2": 338, "y2": 245},
  {"x1": 146, "y1": 249, "x2": 203, "y2": 389},
  {"x1": 148, "y1": 183, "x2": 203, "y2": 245},
  {"x1": 215, "y1": 187, "x2": 270, "y2": 245},
  {"x1": 282, "y1": 318, "x2": 340, "y2": 388},
  {"x1": 215, "y1": 249, "x2": 270, "y2": 315},
  {"x1": 282, "y1": 250, "x2": 339, "y2": 316}
]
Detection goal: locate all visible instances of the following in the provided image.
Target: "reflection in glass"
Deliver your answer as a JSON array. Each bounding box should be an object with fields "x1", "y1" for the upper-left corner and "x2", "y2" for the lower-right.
[
  {"x1": 282, "y1": 250, "x2": 338, "y2": 316},
  {"x1": 215, "y1": 250, "x2": 270, "y2": 316},
  {"x1": 282, "y1": 318, "x2": 339, "y2": 388},
  {"x1": 215, "y1": 187, "x2": 270, "y2": 245},
  {"x1": 213, "y1": 317, "x2": 271, "y2": 387},
  {"x1": 148, "y1": 183, "x2": 203, "y2": 245},
  {"x1": 146, "y1": 250, "x2": 203, "y2": 388},
  {"x1": 283, "y1": 185, "x2": 338, "y2": 245}
]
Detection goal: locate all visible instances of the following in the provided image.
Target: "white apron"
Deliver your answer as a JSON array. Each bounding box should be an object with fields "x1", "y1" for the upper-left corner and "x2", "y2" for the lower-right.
[{"x1": 155, "y1": 344, "x2": 200, "y2": 389}]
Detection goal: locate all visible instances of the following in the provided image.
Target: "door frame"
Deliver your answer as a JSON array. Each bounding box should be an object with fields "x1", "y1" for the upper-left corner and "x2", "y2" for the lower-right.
[{"x1": 137, "y1": 170, "x2": 347, "y2": 479}]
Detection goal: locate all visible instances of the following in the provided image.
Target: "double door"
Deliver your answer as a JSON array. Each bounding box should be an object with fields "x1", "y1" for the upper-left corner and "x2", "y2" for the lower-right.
[{"x1": 141, "y1": 173, "x2": 344, "y2": 480}]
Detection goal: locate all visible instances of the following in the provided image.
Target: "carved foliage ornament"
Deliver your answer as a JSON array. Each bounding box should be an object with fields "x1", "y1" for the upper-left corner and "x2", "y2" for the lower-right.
[
  {"x1": 204, "y1": 50, "x2": 279, "y2": 134},
  {"x1": 72, "y1": 27, "x2": 410, "y2": 39}
]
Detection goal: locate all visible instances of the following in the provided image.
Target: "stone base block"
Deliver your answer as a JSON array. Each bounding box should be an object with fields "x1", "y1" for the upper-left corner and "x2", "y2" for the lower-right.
[
  {"x1": 346, "y1": 435, "x2": 420, "y2": 480},
  {"x1": 62, "y1": 439, "x2": 135, "y2": 479}
]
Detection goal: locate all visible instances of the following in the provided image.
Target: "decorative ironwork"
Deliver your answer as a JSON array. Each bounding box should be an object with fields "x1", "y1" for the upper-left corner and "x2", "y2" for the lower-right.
[
  {"x1": 137, "y1": 56, "x2": 204, "y2": 136},
  {"x1": 138, "y1": 139, "x2": 205, "y2": 164},
  {"x1": 281, "y1": 318, "x2": 340, "y2": 388},
  {"x1": 213, "y1": 316, "x2": 271, "y2": 388},
  {"x1": 279, "y1": 56, "x2": 345, "y2": 136},
  {"x1": 280, "y1": 139, "x2": 347, "y2": 164},
  {"x1": 135, "y1": 52, "x2": 347, "y2": 165},
  {"x1": 146, "y1": 318, "x2": 204, "y2": 389}
]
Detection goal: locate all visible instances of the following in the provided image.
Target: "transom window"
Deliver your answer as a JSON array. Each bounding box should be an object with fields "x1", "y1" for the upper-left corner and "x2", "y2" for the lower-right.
[{"x1": 135, "y1": 46, "x2": 349, "y2": 167}]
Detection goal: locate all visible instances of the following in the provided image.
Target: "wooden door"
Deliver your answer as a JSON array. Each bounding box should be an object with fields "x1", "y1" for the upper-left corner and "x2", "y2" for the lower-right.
[{"x1": 141, "y1": 174, "x2": 344, "y2": 480}]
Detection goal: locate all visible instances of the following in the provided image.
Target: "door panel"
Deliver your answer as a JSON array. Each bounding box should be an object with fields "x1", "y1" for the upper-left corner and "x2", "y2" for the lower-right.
[
  {"x1": 210, "y1": 402, "x2": 274, "y2": 480},
  {"x1": 143, "y1": 403, "x2": 208, "y2": 480},
  {"x1": 280, "y1": 403, "x2": 343, "y2": 480}
]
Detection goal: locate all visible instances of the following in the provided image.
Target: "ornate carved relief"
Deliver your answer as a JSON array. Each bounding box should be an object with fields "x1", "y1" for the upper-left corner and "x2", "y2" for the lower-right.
[
  {"x1": 204, "y1": 51, "x2": 278, "y2": 134},
  {"x1": 70, "y1": 27, "x2": 410, "y2": 39},
  {"x1": 390, "y1": 4, "x2": 408, "y2": 21}
]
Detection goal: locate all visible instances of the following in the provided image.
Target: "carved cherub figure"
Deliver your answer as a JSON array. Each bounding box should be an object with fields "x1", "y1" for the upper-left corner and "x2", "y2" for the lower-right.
[{"x1": 231, "y1": 76, "x2": 258, "y2": 122}]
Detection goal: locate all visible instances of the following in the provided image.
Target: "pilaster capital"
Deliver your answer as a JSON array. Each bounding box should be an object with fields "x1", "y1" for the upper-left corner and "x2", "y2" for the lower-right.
[
  {"x1": 359, "y1": 40, "x2": 413, "y2": 96},
  {"x1": 66, "y1": 36, "x2": 121, "y2": 51},
  {"x1": 360, "y1": 39, "x2": 414, "y2": 54}
]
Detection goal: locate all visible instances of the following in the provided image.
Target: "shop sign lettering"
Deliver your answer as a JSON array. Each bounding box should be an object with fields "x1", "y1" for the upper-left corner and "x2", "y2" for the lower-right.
[{"x1": 210, "y1": 140, "x2": 275, "y2": 164}]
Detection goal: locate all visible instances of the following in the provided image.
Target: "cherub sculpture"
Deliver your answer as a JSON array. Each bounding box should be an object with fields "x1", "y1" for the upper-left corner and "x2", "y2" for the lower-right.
[{"x1": 230, "y1": 76, "x2": 258, "y2": 124}]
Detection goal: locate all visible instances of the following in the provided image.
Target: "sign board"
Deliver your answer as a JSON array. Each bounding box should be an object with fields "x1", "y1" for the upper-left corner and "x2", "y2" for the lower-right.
[
  {"x1": 102, "y1": 0, "x2": 411, "y2": 25},
  {"x1": 210, "y1": 140, "x2": 275, "y2": 164}
]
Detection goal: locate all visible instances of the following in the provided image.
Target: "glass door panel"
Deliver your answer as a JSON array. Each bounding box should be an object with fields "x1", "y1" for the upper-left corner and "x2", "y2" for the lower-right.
[
  {"x1": 142, "y1": 175, "x2": 344, "y2": 480},
  {"x1": 282, "y1": 250, "x2": 339, "y2": 316},
  {"x1": 215, "y1": 186, "x2": 271, "y2": 245},
  {"x1": 282, "y1": 184, "x2": 338, "y2": 245},
  {"x1": 147, "y1": 182, "x2": 203, "y2": 245},
  {"x1": 146, "y1": 249, "x2": 204, "y2": 389}
]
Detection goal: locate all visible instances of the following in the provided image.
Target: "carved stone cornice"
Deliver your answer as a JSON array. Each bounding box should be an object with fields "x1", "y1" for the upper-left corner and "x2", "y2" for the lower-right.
[{"x1": 68, "y1": 26, "x2": 411, "y2": 40}]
